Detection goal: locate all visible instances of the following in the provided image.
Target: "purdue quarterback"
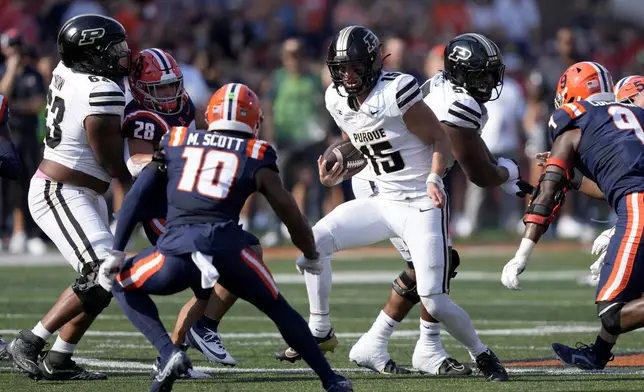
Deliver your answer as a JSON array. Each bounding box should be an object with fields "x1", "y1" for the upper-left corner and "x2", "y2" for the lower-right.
[
  {"x1": 8, "y1": 14, "x2": 132, "y2": 380},
  {"x1": 276, "y1": 27, "x2": 509, "y2": 382}
]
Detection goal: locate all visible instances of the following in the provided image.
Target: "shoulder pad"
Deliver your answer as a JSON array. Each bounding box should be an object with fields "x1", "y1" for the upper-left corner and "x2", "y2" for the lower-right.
[
  {"x1": 548, "y1": 102, "x2": 588, "y2": 141},
  {"x1": 444, "y1": 94, "x2": 484, "y2": 130},
  {"x1": 391, "y1": 73, "x2": 421, "y2": 115},
  {"x1": 88, "y1": 80, "x2": 126, "y2": 117},
  {"x1": 122, "y1": 109, "x2": 171, "y2": 142}
]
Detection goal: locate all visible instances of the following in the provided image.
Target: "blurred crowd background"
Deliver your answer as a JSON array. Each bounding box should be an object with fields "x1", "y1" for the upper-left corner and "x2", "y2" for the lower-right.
[{"x1": 1, "y1": 0, "x2": 643, "y2": 254}]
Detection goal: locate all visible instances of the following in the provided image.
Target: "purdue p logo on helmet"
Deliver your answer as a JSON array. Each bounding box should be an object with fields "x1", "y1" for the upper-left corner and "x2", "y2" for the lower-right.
[{"x1": 447, "y1": 46, "x2": 472, "y2": 62}]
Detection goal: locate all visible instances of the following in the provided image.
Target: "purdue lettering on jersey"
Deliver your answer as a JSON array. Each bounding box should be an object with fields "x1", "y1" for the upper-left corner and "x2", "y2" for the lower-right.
[
  {"x1": 326, "y1": 72, "x2": 432, "y2": 199},
  {"x1": 43, "y1": 62, "x2": 126, "y2": 182}
]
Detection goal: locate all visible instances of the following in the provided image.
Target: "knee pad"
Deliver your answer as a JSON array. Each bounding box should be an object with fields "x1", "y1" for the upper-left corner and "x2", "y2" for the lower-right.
[
  {"x1": 598, "y1": 301, "x2": 625, "y2": 335},
  {"x1": 420, "y1": 293, "x2": 452, "y2": 317},
  {"x1": 72, "y1": 263, "x2": 113, "y2": 316},
  {"x1": 392, "y1": 269, "x2": 420, "y2": 304}
]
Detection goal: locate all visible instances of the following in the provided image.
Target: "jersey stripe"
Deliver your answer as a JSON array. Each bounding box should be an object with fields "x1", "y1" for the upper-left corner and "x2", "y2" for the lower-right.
[
  {"x1": 89, "y1": 90, "x2": 126, "y2": 107},
  {"x1": 124, "y1": 110, "x2": 171, "y2": 134},
  {"x1": 169, "y1": 126, "x2": 187, "y2": 146},
  {"x1": 396, "y1": 79, "x2": 417, "y2": 100},
  {"x1": 247, "y1": 140, "x2": 268, "y2": 159},
  {"x1": 420, "y1": 79, "x2": 432, "y2": 98},
  {"x1": 453, "y1": 101, "x2": 482, "y2": 119},
  {"x1": 560, "y1": 103, "x2": 586, "y2": 119},
  {"x1": 399, "y1": 88, "x2": 420, "y2": 110},
  {"x1": 241, "y1": 248, "x2": 278, "y2": 299},
  {"x1": 447, "y1": 108, "x2": 480, "y2": 128}
]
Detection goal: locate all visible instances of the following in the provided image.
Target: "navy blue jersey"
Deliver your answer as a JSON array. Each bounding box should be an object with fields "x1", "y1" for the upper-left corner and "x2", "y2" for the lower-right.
[
  {"x1": 160, "y1": 127, "x2": 278, "y2": 228},
  {"x1": 548, "y1": 100, "x2": 644, "y2": 209},
  {"x1": 122, "y1": 94, "x2": 195, "y2": 144}
]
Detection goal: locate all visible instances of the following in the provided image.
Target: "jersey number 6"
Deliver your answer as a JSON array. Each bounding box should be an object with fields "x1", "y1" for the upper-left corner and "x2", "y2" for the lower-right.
[{"x1": 177, "y1": 147, "x2": 239, "y2": 199}]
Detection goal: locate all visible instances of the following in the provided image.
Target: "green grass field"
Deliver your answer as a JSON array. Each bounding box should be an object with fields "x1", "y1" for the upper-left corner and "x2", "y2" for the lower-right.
[{"x1": 2, "y1": 247, "x2": 644, "y2": 391}]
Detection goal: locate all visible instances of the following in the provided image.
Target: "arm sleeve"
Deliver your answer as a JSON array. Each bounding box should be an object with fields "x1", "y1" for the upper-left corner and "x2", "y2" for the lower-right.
[{"x1": 113, "y1": 165, "x2": 165, "y2": 251}]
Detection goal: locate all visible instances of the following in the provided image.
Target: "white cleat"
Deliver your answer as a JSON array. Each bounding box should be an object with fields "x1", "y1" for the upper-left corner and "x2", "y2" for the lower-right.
[
  {"x1": 186, "y1": 326, "x2": 237, "y2": 366},
  {"x1": 349, "y1": 334, "x2": 409, "y2": 374},
  {"x1": 412, "y1": 342, "x2": 472, "y2": 376}
]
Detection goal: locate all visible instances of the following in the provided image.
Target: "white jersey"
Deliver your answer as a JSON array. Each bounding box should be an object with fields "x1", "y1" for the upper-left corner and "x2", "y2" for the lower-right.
[
  {"x1": 421, "y1": 72, "x2": 488, "y2": 171},
  {"x1": 325, "y1": 72, "x2": 431, "y2": 200},
  {"x1": 43, "y1": 62, "x2": 126, "y2": 183}
]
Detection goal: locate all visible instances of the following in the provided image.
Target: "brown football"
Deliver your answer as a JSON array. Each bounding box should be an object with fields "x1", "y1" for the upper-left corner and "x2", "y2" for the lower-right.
[{"x1": 322, "y1": 140, "x2": 368, "y2": 178}]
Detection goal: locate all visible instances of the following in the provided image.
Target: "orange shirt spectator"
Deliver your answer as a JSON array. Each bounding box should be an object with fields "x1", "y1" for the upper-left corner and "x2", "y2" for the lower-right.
[{"x1": 431, "y1": 0, "x2": 470, "y2": 36}]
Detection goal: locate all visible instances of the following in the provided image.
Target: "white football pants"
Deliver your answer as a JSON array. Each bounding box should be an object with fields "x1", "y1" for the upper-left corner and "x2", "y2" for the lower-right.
[{"x1": 28, "y1": 176, "x2": 113, "y2": 274}]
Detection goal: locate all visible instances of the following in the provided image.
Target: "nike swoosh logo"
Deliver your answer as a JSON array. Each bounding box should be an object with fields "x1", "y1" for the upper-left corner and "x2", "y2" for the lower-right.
[
  {"x1": 385, "y1": 322, "x2": 394, "y2": 328},
  {"x1": 43, "y1": 360, "x2": 54, "y2": 375},
  {"x1": 284, "y1": 348, "x2": 299, "y2": 358},
  {"x1": 155, "y1": 352, "x2": 181, "y2": 382},
  {"x1": 191, "y1": 330, "x2": 227, "y2": 360},
  {"x1": 370, "y1": 111, "x2": 379, "y2": 115},
  {"x1": 420, "y1": 208, "x2": 432, "y2": 212}
]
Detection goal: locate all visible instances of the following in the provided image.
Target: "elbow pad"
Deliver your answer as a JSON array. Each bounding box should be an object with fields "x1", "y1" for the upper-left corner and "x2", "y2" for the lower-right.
[{"x1": 523, "y1": 171, "x2": 569, "y2": 228}]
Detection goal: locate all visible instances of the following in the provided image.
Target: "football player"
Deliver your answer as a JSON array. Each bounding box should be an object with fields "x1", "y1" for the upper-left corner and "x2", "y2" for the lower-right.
[
  {"x1": 122, "y1": 48, "x2": 237, "y2": 370},
  {"x1": 107, "y1": 83, "x2": 353, "y2": 392},
  {"x1": 277, "y1": 27, "x2": 509, "y2": 381},
  {"x1": 8, "y1": 15, "x2": 131, "y2": 380},
  {"x1": 342, "y1": 33, "x2": 532, "y2": 376},
  {"x1": 501, "y1": 61, "x2": 644, "y2": 371},
  {"x1": 547, "y1": 72, "x2": 644, "y2": 369}
]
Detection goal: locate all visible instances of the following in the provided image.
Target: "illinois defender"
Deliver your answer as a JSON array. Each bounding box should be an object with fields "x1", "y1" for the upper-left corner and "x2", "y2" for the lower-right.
[
  {"x1": 121, "y1": 49, "x2": 237, "y2": 369},
  {"x1": 500, "y1": 62, "x2": 644, "y2": 370},
  {"x1": 277, "y1": 26, "x2": 508, "y2": 381},
  {"x1": 107, "y1": 84, "x2": 352, "y2": 392},
  {"x1": 8, "y1": 15, "x2": 131, "y2": 381}
]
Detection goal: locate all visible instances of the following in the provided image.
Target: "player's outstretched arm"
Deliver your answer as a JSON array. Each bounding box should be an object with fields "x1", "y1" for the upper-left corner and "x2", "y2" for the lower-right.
[
  {"x1": 537, "y1": 152, "x2": 604, "y2": 200},
  {"x1": 113, "y1": 162, "x2": 165, "y2": 251},
  {"x1": 0, "y1": 122, "x2": 21, "y2": 180},
  {"x1": 502, "y1": 129, "x2": 580, "y2": 290},
  {"x1": 404, "y1": 101, "x2": 450, "y2": 207},
  {"x1": 256, "y1": 167, "x2": 318, "y2": 259},
  {"x1": 86, "y1": 114, "x2": 133, "y2": 187}
]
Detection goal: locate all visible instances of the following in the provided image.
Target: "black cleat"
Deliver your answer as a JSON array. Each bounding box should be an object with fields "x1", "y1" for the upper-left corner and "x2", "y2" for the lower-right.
[
  {"x1": 275, "y1": 329, "x2": 338, "y2": 363},
  {"x1": 39, "y1": 350, "x2": 107, "y2": 380},
  {"x1": 150, "y1": 350, "x2": 192, "y2": 392},
  {"x1": 381, "y1": 359, "x2": 411, "y2": 374},
  {"x1": 8, "y1": 328, "x2": 46, "y2": 379},
  {"x1": 436, "y1": 357, "x2": 472, "y2": 376},
  {"x1": 326, "y1": 375, "x2": 353, "y2": 392},
  {"x1": 475, "y1": 349, "x2": 508, "y2": 382}
]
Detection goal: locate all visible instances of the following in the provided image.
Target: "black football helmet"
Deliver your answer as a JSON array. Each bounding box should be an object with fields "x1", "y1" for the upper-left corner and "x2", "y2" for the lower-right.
[
  {"x1": 57, "y1": 14, "x2": 130, "y2": 78},
  {"x1": 443, "y1": 33, "x2": 505, "y2": 102},
  {"x1": 327, "y1": 26, "x2": 383, "y2": 96}
]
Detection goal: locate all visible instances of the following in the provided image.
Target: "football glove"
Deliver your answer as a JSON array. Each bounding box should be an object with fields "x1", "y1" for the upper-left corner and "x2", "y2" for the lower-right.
[
  {"x1": 501, "y1": 255, "x2": 528, "y2": 290},
  {"x1": 98, "y1": 249, "x2": 126, "y2": 292},
  {"x1": 296, "y1": 254, "x2": 323, "y2": 275},
  {"x1": 498, "y1": 157, "x2": 533, "y2": 197},
  {"x1": 589, "y1": 226, "x2": 615, "y2": 281}
]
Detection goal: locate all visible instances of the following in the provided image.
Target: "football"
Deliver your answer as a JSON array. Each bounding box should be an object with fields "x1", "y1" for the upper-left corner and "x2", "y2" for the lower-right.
[{"x1": 322, "y1": 139, "x2": 368, "y2": 178}]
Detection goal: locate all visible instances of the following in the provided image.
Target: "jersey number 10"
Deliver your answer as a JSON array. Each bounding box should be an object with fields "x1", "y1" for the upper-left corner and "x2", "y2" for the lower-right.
[{"x1": 177, "y1": 147, "x2": 239, "y2": 199}]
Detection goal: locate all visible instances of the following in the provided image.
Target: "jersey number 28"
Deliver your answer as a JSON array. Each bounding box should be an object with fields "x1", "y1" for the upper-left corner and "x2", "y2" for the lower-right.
[{"x1": 177, "y1": 147, "x2": 239, "y2": 199}]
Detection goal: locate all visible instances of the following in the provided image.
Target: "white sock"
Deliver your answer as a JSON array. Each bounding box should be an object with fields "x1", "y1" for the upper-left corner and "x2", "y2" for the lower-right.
[
  {"x1": 367, "y1": 310, "x2": 398, "y2": 344},
  {"x1": 305, "y1": 257, "x2": 332, "y2": 338},
  {"x1": 418, "y1": 319, "x2": 447, "y2": 355},
  {"x1": 32, "y1": 322, "x2": 53, "y2": 341},
  {"x1": 421, "y1": 295, "x2": 487, "y2": 359},
  {"x1": 51, "y1": 336, "x2": 76, "y2": 354}
]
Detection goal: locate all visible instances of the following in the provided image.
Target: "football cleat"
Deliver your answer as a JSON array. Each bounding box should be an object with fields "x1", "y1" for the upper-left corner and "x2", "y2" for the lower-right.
[
  {"x1": 39, "y1": 350, "x2": 107, "y2": 380},
  {"x1": 185, "y1": 323, "x2": 237, "y2": 366},
  {"x1": 475, "y1": 349, "x2": 508, "y2": 382},
  {"x1": 8, "y1": 328, "x2": 46, "y2": 379},
  {"x1": 349, "y1": 334, "x2": 409, "y2": 374},
  {"x1": 552, "y1": 342, "x2": 614, "y2": 370},
  {"x1": 275, "y1": 329, "x2": 338, "y2": 363},
  {"x1": 326, "y1": 375, "x2": 353, "y2": 392},
  {"x1": 152, "y1": 357, "x2": 212, "y2": 379},
  {"x1": 414, "y1": 354, "x2": 472, "y2": 376},
  {"x1": 150, "y1": 350, "x2": 192, "y2": 392}
]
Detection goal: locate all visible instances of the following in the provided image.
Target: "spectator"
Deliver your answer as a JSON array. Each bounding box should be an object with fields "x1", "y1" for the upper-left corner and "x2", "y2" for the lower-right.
[
  {"x1": 0, "y1": 30, "x2": 46, "y2": 254},
  {"x1": 493, "y1": 0, "x2": 540, "y2": 58}
]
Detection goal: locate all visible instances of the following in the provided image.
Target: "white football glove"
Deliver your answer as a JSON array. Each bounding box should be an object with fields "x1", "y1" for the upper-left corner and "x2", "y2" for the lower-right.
[
  {"x1": 296, "y1": 254, "x2": 323, "y2": 275},
  {"x1": 589, "y1": 252, "x2": 606, "y2": 281},
  {"x1": 501, "y1": 238, "x2": 536, "y2": 290},
  {"x1": 497, "y1": 157, "x2": 533, "y2": 198},
  {"x1": 98, "y1": 249, "x2": 126, "y2": 292},
  {"x1": 592, "y1": 226, "x2": 615, "y2": 256},
  {"x1": 501, "y1": 256, "x2": 528, "y2": 290}
]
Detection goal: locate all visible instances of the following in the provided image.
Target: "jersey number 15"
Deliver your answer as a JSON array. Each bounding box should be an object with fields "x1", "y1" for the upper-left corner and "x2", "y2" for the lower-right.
[{"x1": 177, "y1": 147, "x2": 239, "y2": 199}]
